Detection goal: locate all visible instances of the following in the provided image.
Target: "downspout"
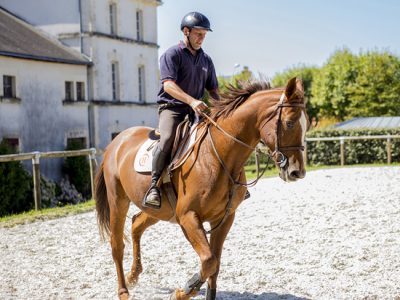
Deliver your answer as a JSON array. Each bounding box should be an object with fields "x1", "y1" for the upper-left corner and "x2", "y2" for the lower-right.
[{"x1": 79, "y1": 0, "x2": 95, "y2": 148}]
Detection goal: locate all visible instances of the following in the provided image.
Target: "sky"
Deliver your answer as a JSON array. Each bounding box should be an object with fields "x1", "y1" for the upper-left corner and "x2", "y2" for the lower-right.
[{"x1": 157, "y1": 0, "x2": 400, "y2": 78}]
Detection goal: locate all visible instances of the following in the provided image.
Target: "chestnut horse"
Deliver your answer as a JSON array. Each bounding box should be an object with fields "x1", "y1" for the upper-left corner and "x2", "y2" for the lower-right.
[{"x1": 95, "y1": 77, "x2": 308, "y2": 300}]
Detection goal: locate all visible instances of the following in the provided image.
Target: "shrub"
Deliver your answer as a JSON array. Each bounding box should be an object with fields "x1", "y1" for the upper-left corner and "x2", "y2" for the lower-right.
[
  {"x1": 62, "y1": 140, "x2": 90, "y2": 199},
  {"x1": 0, "y1": 140, "x2": 34, "y2": 216},
  {"x1": 40, "y1": 176, "x2": 59, "y2": 208},
  {"x1": 56, "y1": 178, "x2": 84, "y2": 205},
  {"x1": 306, "y1": 128, "x2": 400, "y2": 165}
]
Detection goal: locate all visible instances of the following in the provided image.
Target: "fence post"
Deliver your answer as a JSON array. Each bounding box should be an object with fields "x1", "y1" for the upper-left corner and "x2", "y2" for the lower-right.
[
  {"x1": 32, "y1": 152, "x2": 41, "y2": 210},
  {"x1": 340, "y1": 137, "x2": 345, "y2": 166},
  {"x1": 387, "y1": 136, "x2": 392, "y2": 164},
  {"x1": 303, "y1": 141, "x2": 308, "y2": 166},
  {"x1": 89, "y1": 148, "x2": 97, "y2": 200}
]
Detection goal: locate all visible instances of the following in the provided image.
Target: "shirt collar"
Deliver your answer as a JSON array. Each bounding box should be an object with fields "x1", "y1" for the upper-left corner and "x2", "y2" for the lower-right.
[{"x1": 179, "y1": 40, "x2": 204, "y2": 54}]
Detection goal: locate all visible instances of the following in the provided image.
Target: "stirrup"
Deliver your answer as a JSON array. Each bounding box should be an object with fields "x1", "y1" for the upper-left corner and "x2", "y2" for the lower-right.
[{"x1": 142, "y1": 185, "x2": 161, "y2": 209}]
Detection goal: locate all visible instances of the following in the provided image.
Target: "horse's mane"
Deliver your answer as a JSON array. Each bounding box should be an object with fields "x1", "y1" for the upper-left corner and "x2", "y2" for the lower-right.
[{"x1": 209, "y1": 79, "x2": 272, "y2": 119}]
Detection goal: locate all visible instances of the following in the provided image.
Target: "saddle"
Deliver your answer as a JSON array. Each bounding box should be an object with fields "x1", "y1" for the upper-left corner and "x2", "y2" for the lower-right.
[{"x1": 134, "y1": 118, "x2": 208, "y2": 215}]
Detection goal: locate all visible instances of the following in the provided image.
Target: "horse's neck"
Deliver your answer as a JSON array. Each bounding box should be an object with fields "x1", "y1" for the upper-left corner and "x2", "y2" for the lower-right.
[{"x1": 209, "y1": 92, "x2": 279, "y2": 174}]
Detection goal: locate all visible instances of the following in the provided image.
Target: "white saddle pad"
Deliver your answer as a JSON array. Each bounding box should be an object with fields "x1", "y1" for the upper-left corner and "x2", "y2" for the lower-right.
[{"x1": 134, "y1": 125, "x2": 199, "y2": 173}]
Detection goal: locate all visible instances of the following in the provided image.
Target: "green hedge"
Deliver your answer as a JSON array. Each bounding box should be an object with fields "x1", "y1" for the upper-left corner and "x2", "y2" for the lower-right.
[{"x1": 306, "y1": 128, "x2": 400, "y2": 165}]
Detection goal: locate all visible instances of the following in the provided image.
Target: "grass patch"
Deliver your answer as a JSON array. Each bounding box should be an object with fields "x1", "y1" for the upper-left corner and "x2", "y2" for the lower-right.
[{"x1": 0, "y1": 199, "x2": 95, "y2": 228}]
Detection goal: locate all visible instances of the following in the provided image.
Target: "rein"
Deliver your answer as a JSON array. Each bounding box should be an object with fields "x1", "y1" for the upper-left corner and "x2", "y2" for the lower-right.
[{"x1": 202, "y1": 92, "x2": 305, "y2": 234}]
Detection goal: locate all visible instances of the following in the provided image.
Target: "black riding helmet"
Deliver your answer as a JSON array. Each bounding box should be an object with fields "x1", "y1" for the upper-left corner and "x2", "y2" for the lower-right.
[{"x1": 180, "y1": 12, "x2": 212, "y2": 32}]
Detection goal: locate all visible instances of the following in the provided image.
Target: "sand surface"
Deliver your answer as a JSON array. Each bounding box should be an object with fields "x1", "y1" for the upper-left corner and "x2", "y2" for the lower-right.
[{"x1": 1, "y1": 167, "x2": 399, "y2": 300}]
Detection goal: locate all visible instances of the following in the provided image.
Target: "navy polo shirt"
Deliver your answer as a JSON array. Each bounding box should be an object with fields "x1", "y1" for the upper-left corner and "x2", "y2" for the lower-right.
[{"x1": 157, "y1": 41, "x2": 218, "y2": 106}]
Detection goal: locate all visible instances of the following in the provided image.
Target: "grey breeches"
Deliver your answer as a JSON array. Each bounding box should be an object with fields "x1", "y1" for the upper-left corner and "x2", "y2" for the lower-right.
[{"x1": 158, "y1": 105, "x2": 193, "y2": 156}]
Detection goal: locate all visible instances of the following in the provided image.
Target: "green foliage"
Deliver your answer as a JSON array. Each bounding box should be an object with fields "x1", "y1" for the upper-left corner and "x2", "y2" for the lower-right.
[
  {"x1": 311, "y1": 48, "x2": 400, "y2": 121},
  {"x1": 0, "y1": 140, "x2": 34, "y2": 217},
  {"x1": 272, "y1": 64, "x2": 320, "y2": 121},
  {"x1": 217, "y1": 66, "x2": 254, "y2": 96},
  {"x1": 306, "y1": 128, "x2": 400, "y2": 165},
  {"x1": 62, "y1": 140, "x2": 90, "y2": 198}
]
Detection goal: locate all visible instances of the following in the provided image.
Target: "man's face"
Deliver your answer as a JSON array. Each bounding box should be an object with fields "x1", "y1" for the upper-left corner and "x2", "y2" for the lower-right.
[{"x1": 184, "y1": 28, "x2": 208, "y2": 50}]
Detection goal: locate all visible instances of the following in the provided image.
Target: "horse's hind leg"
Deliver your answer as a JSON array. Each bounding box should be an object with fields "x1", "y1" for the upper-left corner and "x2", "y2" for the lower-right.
[
  {"x1": 108, "y1": 190, "x2": 131, "y2": 299},
  {"x1": 126, "y1": 211, "x2": 159, "y2": 286}
]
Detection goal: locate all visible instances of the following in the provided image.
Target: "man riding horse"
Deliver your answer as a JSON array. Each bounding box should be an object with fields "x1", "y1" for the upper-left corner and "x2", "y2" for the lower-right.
[{"x1": 144, "y1": 12, "x2": 220, "y2": 209}]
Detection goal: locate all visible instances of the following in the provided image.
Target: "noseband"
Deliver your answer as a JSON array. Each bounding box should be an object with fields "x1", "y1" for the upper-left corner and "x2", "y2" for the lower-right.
[{"x1": 260, "y1": 93, "x2": 306, "y2": 169}]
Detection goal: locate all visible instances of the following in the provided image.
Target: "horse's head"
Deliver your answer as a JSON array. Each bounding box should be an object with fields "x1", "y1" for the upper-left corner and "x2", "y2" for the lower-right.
[{"x1": 260, "y1": 77, "x2": 308, "y2": 182}]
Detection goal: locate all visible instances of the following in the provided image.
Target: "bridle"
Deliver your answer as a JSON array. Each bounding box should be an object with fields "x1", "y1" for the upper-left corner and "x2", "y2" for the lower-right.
[
  {"x1": 201, "y1": 91, "x2": 306, "y2": 234},
  {"x1": 204, "y1": 92, "x2": 306, "y2": 182},
  {"x1": 260, "y1": 93, "x2": 306, "y2": 169}
]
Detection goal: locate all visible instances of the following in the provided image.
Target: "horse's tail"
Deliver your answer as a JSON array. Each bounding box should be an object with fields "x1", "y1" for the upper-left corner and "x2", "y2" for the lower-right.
[{"x1": 95, "y1": 161, "x2": 110, "y2": 240}]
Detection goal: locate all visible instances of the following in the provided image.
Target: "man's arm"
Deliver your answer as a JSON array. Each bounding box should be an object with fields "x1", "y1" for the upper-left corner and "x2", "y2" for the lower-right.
[{"x1": 163, "y1": 80, "x2": 208, "y2": 115}]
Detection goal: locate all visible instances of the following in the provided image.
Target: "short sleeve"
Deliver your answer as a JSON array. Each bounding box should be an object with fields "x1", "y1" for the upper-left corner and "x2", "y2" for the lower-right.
[
  {"x1": 159, "y1": 48, "x2": 180, "y2": 82},
  {"x1": 206, "y1": 57, "x2": 218, "y2": 91}
]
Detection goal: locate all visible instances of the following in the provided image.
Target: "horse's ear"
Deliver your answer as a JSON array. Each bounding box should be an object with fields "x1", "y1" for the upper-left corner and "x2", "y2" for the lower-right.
[
  {"x1": 284, "y1": 77, "x2": 297, "y2": 100},
  {"x1": 285, "y1": 77, "x2": 304, "y2": 101}
]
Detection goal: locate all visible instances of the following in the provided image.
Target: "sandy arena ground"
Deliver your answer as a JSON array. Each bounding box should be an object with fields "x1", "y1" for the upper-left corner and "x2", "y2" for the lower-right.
[{"x1": 1, "y1": 167, "x2": 400, "y2": 300}]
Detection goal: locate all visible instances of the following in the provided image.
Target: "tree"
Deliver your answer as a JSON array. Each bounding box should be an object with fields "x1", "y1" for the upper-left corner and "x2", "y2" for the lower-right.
[
  {"x1": 347, "y1": 51, "x2": 400, "y2": 117},
  {"x1": 311, "y1": 48, "x2": 357, "y2": 121},
  {"x1": 311, "y1": 48, "x2": 400, "y2": 121}
]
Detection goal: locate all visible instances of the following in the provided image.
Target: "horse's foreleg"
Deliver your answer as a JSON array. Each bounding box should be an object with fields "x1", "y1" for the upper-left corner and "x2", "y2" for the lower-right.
[
  {"x1": 109, "y1": 195, "x2": 130, "y2": 300},
  {"x1": 126, "y1": 211, "x2": 159, "y2": 286},
  {"x1": 171, "y1": 211, "x2": 217, "y2": 300},
  {"x1": 206, "y1": 212, "x2": 235, "y2": 300}
]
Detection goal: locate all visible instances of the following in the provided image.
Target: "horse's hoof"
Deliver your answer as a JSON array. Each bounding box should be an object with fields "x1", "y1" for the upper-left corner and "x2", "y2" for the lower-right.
[
  {"x1": 126, "y1": 271, "x2": 139, "y2": 287},
  {"x1": 118, "y1": 288, "x2": 129, "y2": 300},
  {"x1": 169, "y1": 290, "x2": 177, "y2": 300}
]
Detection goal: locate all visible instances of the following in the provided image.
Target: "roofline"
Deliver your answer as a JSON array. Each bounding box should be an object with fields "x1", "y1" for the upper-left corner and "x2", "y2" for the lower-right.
[
  {"x1": 0, "y1": 51, "x2": 92, "y2": 65},
  {"x1": 0, "y1": 7, "x2": 91, "y2": 64}
]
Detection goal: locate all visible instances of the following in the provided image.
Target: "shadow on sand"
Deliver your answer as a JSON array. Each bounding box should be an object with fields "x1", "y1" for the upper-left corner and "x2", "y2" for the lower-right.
[
  {"x1": 197, "y1": 289, "x2": 310, "y2": 300},
  {"x1": 145, "y1": 287, "x2": 310, "y2": 300}
]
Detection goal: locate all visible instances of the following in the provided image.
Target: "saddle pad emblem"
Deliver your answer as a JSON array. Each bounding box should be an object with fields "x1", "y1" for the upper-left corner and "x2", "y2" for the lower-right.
[{"x1": 134, "y1": 139, "x2": 157, "y2": 173}]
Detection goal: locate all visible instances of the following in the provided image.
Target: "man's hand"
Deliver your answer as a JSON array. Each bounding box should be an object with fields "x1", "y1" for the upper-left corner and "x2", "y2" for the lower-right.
[{"x1": 190, "y1": 99, "x2": 209, "y2": 116}]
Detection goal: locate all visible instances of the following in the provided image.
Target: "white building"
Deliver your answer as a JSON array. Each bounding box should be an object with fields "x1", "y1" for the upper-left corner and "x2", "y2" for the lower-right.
[{"x1": 0, "y1": 1, "x2": 161, "y2": 179}]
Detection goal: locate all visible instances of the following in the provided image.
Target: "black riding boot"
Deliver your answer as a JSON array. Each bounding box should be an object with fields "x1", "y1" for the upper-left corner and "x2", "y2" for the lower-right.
[{"x1": 143, "y1": 146, "x2": 169, "y2": 209}]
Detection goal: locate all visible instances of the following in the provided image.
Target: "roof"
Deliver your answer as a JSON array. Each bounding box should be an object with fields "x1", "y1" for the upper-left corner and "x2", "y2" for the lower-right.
[
  {"x1": 335, "y1": 117, "x2": 400, "y2": 129},
  {"x1": 0, "y1": 8, "x2": 90, "y2": 65}
]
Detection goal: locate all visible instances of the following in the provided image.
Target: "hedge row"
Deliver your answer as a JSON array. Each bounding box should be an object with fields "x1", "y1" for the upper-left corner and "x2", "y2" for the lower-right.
[{"x1": 305, "y1": 128, "x2": 400, "y2": 165}]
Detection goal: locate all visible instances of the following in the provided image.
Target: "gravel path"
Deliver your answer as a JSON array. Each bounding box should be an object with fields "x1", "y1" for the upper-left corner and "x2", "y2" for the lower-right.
[{"x1": 1, "y1": 167, "x2": 400, "y2": 300}]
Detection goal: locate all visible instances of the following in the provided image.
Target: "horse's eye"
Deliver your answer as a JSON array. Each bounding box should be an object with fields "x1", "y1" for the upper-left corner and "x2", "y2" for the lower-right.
[{"x1": 286, "y1": 120, "x2": 295, "y2": 129}]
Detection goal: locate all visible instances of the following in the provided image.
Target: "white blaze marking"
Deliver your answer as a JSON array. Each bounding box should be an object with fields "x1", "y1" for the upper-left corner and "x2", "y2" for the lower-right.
[{"x1": 300, "y1": 111, "x2": 307, "y2": 147}]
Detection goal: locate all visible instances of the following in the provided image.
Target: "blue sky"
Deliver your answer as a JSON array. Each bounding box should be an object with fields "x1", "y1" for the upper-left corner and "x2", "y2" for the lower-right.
[{"x1": 157, "y1": 0, "x2": 400, "y2": 78}]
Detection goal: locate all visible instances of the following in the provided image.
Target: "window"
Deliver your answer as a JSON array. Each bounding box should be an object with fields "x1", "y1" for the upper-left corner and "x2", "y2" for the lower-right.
[
  {"x1": 138, "y1": 65, "x2": 145, "y2": 102},
  {"x1": 109, "y1": 3, "x2": 117, "y2": 35},
  {"x1": 65, "y1": 81, "x2": 74, "y2": 101},
  {"x1": 3, "y1": 75, "x2": 16, "y2": 98},
  {"x1": 76, "y1": 82, "x2": 85, "y2": 101},
  {"x1": 111, "y1": 132, "x2": 120, "y2": 140},
  {"x1": 136, "y1": 10, "x2": 143, "y2": 41},
  {"x1": 2, "y1": 138, "x2": 19, "y2": 153},
  {"x1": 67, "y1": 137, "x2": 86, "y2": 149},
  {"x1": 111, "y1": 62, "x2": 120, "y2": 101}
]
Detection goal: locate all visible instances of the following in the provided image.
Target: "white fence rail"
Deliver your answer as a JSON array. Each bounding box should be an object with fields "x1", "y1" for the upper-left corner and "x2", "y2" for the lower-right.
[
  {"x1": 304, "y1": 134, "x2": 400, "y2": 166},
  {"x1": 0, "y1": 148, "x2": 97, "y2": 210}
]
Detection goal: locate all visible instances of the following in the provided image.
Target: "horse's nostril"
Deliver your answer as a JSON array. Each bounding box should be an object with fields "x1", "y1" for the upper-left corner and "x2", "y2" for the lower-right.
[{"x1": 290, "y1": 170, "x2": 301, "y2": 178}]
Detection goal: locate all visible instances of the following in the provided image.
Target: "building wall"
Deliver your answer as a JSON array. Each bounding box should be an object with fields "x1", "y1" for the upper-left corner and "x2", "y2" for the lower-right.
[
  {"x1": 0, "y1": 0, "x2": 161, "y2": 177},
  {"x1": 0, "y1": 56, "x2": 89, "y2": 179}
]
